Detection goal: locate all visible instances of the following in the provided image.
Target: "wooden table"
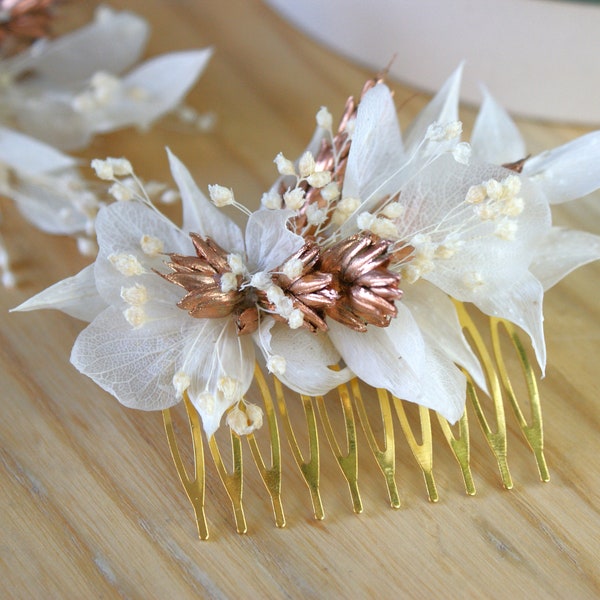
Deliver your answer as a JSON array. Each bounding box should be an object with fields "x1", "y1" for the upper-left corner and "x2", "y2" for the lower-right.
[{"x1": 2, "y1": 1, "x2": 599, "y2": 598}]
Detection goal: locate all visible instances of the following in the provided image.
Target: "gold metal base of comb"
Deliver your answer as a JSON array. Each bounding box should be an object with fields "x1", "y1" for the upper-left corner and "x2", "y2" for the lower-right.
[{"x1": 163, "y1": 302, "x2": 548, "y2": 539}]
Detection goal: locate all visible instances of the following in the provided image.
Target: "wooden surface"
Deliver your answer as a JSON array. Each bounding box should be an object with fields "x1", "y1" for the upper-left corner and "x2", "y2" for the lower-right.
[{"x1": 2, "y1": 1, "x2": 600, "y2": 598}]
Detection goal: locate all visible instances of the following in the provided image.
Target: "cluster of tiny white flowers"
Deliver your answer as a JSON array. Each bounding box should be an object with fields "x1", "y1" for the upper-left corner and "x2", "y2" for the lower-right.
[
  {"x1": 265, "y1": 284, "x2": 304, "y2": 329},
  {"x1": 466, "y1": 174, "x2": 524, "y2": 240},
  {"x1": 356, "y1": 210, "x2": 399, "y2": 238},
  {"x1": 424, "y1": 120, "x2": 472, "y2": 164},
  {"x1": 399, "y1": 234, "x2": 436, "y2": 283},
  {"x1": 226, "y1": 401, "x2": 264, "y2": 436},
  {"x1": 331, "y1": 196, "x2": 360, "y2": 226},
  {"x1": 426, "y1": 120, "x2": 463, "y2": 143},
  {"x1": 120, "y1": 282, "x2": 149, "y2": 328}
]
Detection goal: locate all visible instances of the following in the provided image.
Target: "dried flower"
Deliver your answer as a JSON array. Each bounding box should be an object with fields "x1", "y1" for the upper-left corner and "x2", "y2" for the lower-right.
[{"x1": 0, "y1": 6, "x2": 212, "y2": 150}]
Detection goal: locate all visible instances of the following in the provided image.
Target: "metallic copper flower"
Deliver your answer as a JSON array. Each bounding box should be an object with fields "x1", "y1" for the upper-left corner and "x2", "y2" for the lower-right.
[
  {"x1": 259, "y1": 241, "x2": 336, "y2": 333},
  {"x1": 320, "y1": 234, "x2": 403, "y2": 332},
  {"x1": 160, "y1": 233, "x2": 258, "y2": 334},
  {"x1": 260, "y1": 235, "x2": 403, "y2": 334},
  {"x1": 0, "y1": 0, "x2": 55, "y2": 50}
]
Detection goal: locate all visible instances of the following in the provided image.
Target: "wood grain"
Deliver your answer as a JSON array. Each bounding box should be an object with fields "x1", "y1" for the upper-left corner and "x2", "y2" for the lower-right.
[{"x1": 1, "y1": 1, "x2": 599, "y2": 598}]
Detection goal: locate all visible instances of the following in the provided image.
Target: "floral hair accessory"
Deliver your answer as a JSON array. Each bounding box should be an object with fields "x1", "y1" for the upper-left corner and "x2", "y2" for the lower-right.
[{"x1": 14, "y1": 66, "x2": 600, "y2": 539}]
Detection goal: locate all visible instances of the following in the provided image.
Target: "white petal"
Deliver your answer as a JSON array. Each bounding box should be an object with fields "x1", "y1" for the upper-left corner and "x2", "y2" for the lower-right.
[
  {"x1": 471, "y1": 87, "x2": 526, "y2": 165},
  {"x1": 12, "y1": 174, "x2": 89, "y2": 235},
  {"x1": 254, "y1": 318, "x2": 352, "y2": 396},
  {"x1": 70, "y1": 306, "x2": 189, "y2": 411},
  {"x1": 328, "y1": 303, "x2": 425, "y2": 403},
  {"x1": 182, "y1": 318, "x2": 255, "y2": 437},
  {"x1": 469, "y1": 272, "x2": 546, "y2": 372},
  {"x1": 11, "y1": 264, "x2": 106, "y2": 322},
  {"x1": 71, "y1": 307, "x2": 254, "y2": 437},
  {"x1": 114, "y1": 49, "x2": 213, "y2": 130},
  {"x1": 403, "y1": 63, "x2": 463, "y2": 154},
  {"x1": 419, "y1": 345, "x2": 467, "y2": 423},
  {"x1": 13, "y1": 99, "x2": 91, "y2": 151},
  {"x1": 244, "y1": 209, "x2": 303, "y2": 271},
  {"x1": 93, "y1": 200, "x2": 190, "y2": 307},
  {"x1": 0, "y1": 127, "x2": 77, "y2": 175},
  {"x1": 7, "y1": 6, "x2": 148, "y2": 83},
  {"x1": 522, "y1": 131, "x2": 600, "y2": 203},
  {"x1": 530, "y1": 227, "x2": 600, "y2": 290},
  {"x1": 167, "y1": 149, "x2": 244, "y2": 254},
  {"x1": 342, "y1": 83, "x2": 405, "y2": 213},
  {"x1": 402, "y1": 280, "x2": 487, "y2": 392}
]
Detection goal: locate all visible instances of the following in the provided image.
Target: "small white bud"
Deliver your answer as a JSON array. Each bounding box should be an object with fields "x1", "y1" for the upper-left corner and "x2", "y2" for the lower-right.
[
  {"x1": 261, "y1": 189, "x2": 282, "y2": 210},
  {"x1": 109, "y1": 253, "x2": 144, "y2": 276},
  {"x1": 298, "y1": 151, "x2": 316, "y2": 178},
  {"x1": 306, "y1": 203, "x2": 327, "y2": 226},
  {"x1": 283, "y1": 258, "x2": 304, "y2": 279},
  {"x1": 107, "y1": 157, "x2": 133, "y2": 176},
  {"x1": 453, "y1": 142, "x2": 471, "y2": 165},
  {"x1": 370, "y1": 217, "x2": 398, "y2": 239},
  {"x1": 91, "y1": 158, "x2": 114, "y2": 181},
  {"x1": 485, "y1": 178, "x2": 504, "y2": 200},
  {"x1": 266, "y1": 284, "x2": 285, "y2": 304},
  {"x1": 173, "y1": 371, "x2": 191, "y2": 400},
  {"x1": 274, "y1": 152, "x2": 296, "y2": 176},
  {"x1": 140, "y1": 234, "x2": 164, "y2": 257},
  {"x1": 226, "y1": 403, "x2": 263, "y2": 436},
  {"x1": 502, "y1": 196, "x2": 524, "y2": 217},
  {"x1": 217, "y1": 376, "x2": 241, "y2": 402},
  {"x1": 109, "y1": 182, "x2": 134, "y2": 201},
  {"x1": 196, "y1": 392, "x2": 216, "y2": 415},
  {"x1": 251, "y1": 271, "x2": 273, "y2": 291},
  {"x1": 320, "y1": 181, "x2": 340, "y2": 202},
  {"x1": 462, "y1": 271, "x2": 485, "y2": 290},
  {"x1": 123, "y1": 305, "x2": 147, "y2": 328},
  {"x1": 316, "y1": 106, "x2": 333, "y2": 130},
  {"x1": 287, "y1": 308, "x2": 304, "y2": 329},
  {"x1": 356, "y1": 211, "x2": 375, "y2": 231},
  {"x1": 120, "y1": 283, "x2": 148, "y2": 305},
  {"x1": 208, "y1": 184, "x2": 235, "y2": 207},
  {"x1": 465, "y1": 184, "x2": 487, "y2": 204},
  {"x1": 494, "y1": 219, "x2": 518, "y2": 240},
  {"x1": 283, "y1": 187, "x2": 305, "y2": 210},
  {"x1": 220, "y1": 272, "x2": 239, "y2": 293},
  {"x1": 275, "y1": 296, "x2": 294, "y2": 318},
  {"x1": 227, "y1": 253, "x2": 246, "y2": 276},
  {"x1": 266, "y1": 355, "x2": 287, "y2": 376},
  {"x1": 306, "y1": 170, "x2": 331, "y2": 189},
  {"x1": 381, "y1": 202, "x2": 404, "y2": 219}
]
